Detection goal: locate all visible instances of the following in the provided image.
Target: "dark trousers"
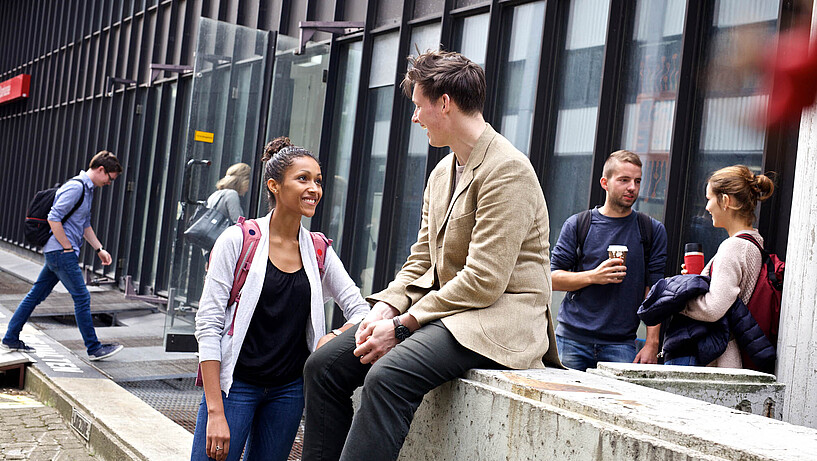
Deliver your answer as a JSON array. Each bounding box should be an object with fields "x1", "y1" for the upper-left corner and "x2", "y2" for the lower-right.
[{"x1": 302, "y1": 320, "x2": 499, "y2": 461}]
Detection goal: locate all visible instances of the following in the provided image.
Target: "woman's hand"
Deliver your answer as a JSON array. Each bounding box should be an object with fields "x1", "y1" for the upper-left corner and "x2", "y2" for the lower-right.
[
  {"x1": 206, "y1": 411, "x2": 230, "y2": 461},
  {"x1": 680, "y1": 263, "x2": 688, "y2": 275}
]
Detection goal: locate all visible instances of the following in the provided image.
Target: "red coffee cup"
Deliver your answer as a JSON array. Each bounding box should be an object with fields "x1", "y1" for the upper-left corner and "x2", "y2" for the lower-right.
[{"x1": 684, "y1": 243, "x2": 705, "y2": 275}]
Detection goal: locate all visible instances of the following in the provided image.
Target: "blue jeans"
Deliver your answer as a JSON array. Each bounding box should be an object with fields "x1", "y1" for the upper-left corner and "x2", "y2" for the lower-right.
[
  {"x1": 556, "y1": 335, "x2": 637, "y2": 372},
  {"x1": 3, "y1": 250, "x2": 101, "y2": 354},
  {"x1": 665, "y1": 355, "x2": 698, "y2": 366},
  {"x1": 191, "y1": 377, "x2": 304, "y2": 461}
]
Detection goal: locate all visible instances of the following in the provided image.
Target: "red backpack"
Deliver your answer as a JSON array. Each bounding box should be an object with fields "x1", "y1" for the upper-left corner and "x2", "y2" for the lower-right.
[
  {"x1": 736, "y1": 234, "x2": 785, "y2": 370},
  {"x1": 196, "y1": 216, "x2": 332, "y2": 386}
]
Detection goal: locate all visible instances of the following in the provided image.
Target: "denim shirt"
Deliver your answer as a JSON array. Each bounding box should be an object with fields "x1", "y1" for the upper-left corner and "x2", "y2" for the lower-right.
[{"x1": 42, "y1": 171, "x2": 94, "y2": 255}]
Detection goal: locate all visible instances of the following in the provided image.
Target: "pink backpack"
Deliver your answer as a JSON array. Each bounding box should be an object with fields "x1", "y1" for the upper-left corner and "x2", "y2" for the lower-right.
[{"x1": 196, "y1": 216, "x2": 332, "y2": 386}]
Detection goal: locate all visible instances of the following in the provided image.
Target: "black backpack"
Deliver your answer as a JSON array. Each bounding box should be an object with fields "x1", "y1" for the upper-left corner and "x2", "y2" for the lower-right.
[
  {"x1": 24, "y1": 179, "x2": 85, "y2": 247},
  {"x1": 569, "y1": 207, "x2": 654, "y2": 297}
]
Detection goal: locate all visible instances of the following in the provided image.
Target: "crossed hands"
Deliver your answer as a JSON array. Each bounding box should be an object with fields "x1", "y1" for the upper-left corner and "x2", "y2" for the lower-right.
[{"x1": 353, "y1": 301, "x2": 400, "y2": 364}]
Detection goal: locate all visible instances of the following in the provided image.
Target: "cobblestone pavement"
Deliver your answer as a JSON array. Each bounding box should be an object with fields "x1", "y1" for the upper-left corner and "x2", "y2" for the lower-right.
[{"x1": 0, "y1": 388, "x2": 98, "y2": 460}]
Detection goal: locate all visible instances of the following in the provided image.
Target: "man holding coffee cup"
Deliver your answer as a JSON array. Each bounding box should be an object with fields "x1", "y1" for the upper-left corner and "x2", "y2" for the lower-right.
[{"x1": 550, "y1": 150, "x2": 668, "y2": 371}]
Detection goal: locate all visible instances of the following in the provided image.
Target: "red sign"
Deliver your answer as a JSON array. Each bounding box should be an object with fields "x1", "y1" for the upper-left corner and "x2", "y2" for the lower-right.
[{"x1": 0, "y1": 74, "x2": 31, "y2": 105}]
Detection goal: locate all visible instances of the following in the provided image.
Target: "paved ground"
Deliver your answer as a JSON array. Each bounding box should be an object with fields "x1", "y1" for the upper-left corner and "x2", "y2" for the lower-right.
[{"x1": 0, "y1": 388, "x2": 98, "y2": 460}]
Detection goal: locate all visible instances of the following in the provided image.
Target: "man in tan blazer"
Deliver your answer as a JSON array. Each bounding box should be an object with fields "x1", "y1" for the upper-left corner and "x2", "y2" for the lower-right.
[{"x1": 302, "y1": 50, "x2": 559, "y2": 461}]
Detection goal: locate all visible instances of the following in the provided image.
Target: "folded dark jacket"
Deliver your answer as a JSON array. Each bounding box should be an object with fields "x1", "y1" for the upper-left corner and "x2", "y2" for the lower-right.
[{"x1": 638, "y1": 274, "x2": 776, "y2": 370}]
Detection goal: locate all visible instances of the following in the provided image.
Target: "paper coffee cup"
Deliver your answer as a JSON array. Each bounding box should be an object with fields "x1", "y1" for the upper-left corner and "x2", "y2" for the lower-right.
[{"x1": 607, "y1": 245, "x2": 628, "y2": 265}]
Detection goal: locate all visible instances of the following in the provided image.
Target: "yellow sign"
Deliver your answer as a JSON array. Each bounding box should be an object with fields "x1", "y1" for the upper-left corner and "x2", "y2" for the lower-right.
[
  {"x1": 0, "y1": 393, "x2": 43, "y2": 409},
  {"x1": 194, "y1": 130, "x2": 214, "y2": 143}
]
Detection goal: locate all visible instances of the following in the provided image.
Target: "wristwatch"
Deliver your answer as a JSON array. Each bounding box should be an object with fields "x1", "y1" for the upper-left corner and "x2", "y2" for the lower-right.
[
  {"x1": 393, "y1": 317, "x2": 412, "y2": 342},
  {"x1": 331, "y1": 328, "x2": 343, "y2": 336},
  {"x1": 95, "y1": 247, "x2": 103, "y2": 254}
]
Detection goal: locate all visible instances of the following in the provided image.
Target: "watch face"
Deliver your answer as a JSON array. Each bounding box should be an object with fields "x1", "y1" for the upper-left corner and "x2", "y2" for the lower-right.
[{"x1": 395, "y1": 325, "x2": 411, "y2": 341}]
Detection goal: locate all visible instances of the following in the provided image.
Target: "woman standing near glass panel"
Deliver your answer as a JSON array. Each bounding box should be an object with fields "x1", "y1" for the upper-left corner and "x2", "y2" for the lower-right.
[
  {"x1": 667, "y1": 165, "x2": 775, "y2": 368},
  {"x1": 192, "y1": 138, "x2": 369, "y2": 461}
]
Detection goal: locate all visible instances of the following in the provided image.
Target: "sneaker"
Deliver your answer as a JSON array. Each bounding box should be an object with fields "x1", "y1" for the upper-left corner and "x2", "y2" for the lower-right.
[
  {"x1": 88, "y1": 343, "x2": 124, "y2": 361},
  {"x1": 0, "y1": 339, "x2": 35, "y2": 353}
]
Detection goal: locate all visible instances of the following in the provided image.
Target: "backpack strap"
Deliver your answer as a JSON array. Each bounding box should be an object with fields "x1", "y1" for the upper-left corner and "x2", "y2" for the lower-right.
[
  {"x1": 735, "y1": 233, "x2": 780, "y2": 287},
  {"x1": 226, "y1": 217, "x2": 262, "y2": 336},
  {"x1": 61, "y1": 179, "x2": 86, "y2": 224},
  {"x1": 636, "y1": 211, "x2": 653, "y2": 287},
  {"x1": 573, "y1": 209, "x2": 593, "y2": 273},
  {"x1": 310, "y1": 231, "x2": 333, "y2": 276}
]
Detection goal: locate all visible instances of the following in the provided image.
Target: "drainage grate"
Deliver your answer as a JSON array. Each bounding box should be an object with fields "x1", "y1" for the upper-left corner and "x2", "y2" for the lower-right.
[{"x1": 118, "y1": 377, "x2": 304, "y2": 460}]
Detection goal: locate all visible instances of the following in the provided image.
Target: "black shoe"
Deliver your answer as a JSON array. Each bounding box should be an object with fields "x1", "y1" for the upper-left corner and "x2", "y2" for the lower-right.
[{"x1": 1, "y1": 339, "x2": 35, "y2": 353}]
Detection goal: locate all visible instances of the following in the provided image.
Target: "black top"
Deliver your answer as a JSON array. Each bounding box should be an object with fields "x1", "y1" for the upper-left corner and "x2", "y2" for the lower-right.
[{"x1": 233, "y1": 259, "x2": 311, "y2": 387}]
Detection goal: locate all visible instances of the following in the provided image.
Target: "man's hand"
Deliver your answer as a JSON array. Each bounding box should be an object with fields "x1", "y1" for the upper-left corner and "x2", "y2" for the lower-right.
[
  {"x1": 633, "y1": 341, "x2": 659, "y2": 364},
  {"x1": 591, "y1": 258, "x2": 627, "y2": 285},
  {"x1": 355, "y1": 301, "x2": 398, "y2": 346},
  {"x1": 97, "y1": 249, "x2": 112, "y2": 266},
  {"x1": 353, "y1": 318, "x2": 398, "y2": 364}
]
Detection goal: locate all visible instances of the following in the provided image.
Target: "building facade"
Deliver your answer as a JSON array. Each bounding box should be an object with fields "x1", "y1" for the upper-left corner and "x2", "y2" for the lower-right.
[{"x1": 0, "y1": 0, "x2": 803, "y2": 350}]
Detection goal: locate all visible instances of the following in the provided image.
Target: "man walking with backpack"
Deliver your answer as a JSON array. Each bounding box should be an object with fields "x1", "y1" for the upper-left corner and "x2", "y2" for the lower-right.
[
  {"x1": 2, "y1": 151, "x2": 124, "y2": 361},
  {"x1": 551, "y1": 150, "x2": 668, "y2": 371}
]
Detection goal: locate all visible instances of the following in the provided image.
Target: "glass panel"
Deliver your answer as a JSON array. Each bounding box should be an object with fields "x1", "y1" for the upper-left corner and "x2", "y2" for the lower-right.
[
  {"x1": 259, "y1": 36, "x2": 332, "y2": 227},
  {"x1": 543, "y1": 0, "x2": 610, "y2": 315},
  {"x1": 164, "y1": 18, "x2": 270, "y2": 351},
  {"x1": 389, "y1": 23, "x2": 442, "y2": 279},
  {"x1": 494, "y1": 1, "x2": 546, "y2": 156},
  {"x1": 620, "y1": 0, "x2": 687, "y2": 221},
  {"x1": 451, "y1": 13, "x2": 490, "y2": 67},
  {"x1": 681, "y1": 0, "x2": 779, "y2": 262},
  {"x1": 349, "y1": 32, "x2": 399, "y2": 296},
  {"x1": 321, "y1": 41, "x2": 363, "y2": 254},
  {"x1": 414, "y1": 0, "x2": 443, "y2": 18},
  {"x1": 455, "y1": 0, "x2": 490, "y2": 8},
  {"x1": 375, "y1": 2, "x2": 402, "y2": 28}
]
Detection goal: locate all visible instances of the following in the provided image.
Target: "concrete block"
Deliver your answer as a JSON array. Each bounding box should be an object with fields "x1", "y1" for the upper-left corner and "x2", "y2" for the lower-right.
[
  {"x1": 395, "y1": 368, "x2": 817, "y2": 461},
  {"x1": 587, "y1": 362, "x2": 785, "y2": 419}
]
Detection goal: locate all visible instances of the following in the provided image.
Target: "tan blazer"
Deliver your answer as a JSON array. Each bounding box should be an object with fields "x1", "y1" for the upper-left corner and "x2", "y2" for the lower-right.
[{"x1": 368, "y1": 124, "x2": 561, "y2": 369}]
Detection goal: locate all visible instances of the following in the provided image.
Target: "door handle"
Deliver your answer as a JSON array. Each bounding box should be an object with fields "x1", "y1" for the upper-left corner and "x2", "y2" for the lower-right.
[{"x1": 182, "y1": 159, "x2": 211, "y2": 206}]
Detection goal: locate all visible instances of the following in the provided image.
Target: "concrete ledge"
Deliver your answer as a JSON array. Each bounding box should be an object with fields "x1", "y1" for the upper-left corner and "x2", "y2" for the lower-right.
[
  {"x1": 399, "y1": 368, "x2": 817, "y2": 460},
  {"x1": 25, "y1": 366, "x2": 193, "y2": 460}
]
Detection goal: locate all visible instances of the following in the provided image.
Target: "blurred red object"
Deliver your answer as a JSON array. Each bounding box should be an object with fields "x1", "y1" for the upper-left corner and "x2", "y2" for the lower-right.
[{"x1": 765, "y1": 26, "x2": 817, "y2": 127}]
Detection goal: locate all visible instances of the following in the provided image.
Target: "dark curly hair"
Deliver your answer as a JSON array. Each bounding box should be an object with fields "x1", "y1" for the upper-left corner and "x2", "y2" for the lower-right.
[{"x1": 261, "y1": 136, "x2": 320, "y2": 209}]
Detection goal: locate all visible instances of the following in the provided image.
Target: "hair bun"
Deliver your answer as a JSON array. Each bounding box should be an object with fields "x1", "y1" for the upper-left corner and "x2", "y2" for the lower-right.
[
  {"x1": 262, "y1": 136, "x2": 293, "y2": 162},
  {"x1": 753, "y1": 173, "x2": 775, "y2": 202}
]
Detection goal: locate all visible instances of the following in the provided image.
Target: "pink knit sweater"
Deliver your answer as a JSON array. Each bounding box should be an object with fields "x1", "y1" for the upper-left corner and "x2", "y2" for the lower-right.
[{"x1": 681, "y1": 229, "x2": 763, "y2": 368}]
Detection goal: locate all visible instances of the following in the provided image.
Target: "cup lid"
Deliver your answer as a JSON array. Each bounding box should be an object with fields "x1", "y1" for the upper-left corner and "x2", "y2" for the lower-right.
[{"x1": 685, "y1": 242, "x2": 703, "y2": 253}]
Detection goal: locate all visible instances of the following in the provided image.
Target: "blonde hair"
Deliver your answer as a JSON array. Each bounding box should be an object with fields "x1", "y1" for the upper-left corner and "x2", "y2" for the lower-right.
[
  {"x1": 216, "y1": 163, "x2": 251, "y2": 192},
  {"x1": 708, "y1": 165, "x2": 775, "y2": 225}
]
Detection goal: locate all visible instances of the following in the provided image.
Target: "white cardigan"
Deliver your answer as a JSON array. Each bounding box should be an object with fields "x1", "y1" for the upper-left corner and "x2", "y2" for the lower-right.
[{"x1": 195, "y1": 213, "x2": 370, "y2": 396}]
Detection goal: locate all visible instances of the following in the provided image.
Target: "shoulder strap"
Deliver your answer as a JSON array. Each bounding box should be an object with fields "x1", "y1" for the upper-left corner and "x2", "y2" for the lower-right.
[
  {"x1": 61, "y1": 179, "x2": 86, "y2": 224},
  {"x1": 636, "y1": 211, "x2": 653, "y2": 287},
  {"x1": 573, "y1": 209, "x2": 593, "y2": 272},
  {"x1": 226, "y1": 217, "x2": 262, "y2": 336},
  {"x1": 310, "y1": 231, "x2": 333, "y2": 276}
]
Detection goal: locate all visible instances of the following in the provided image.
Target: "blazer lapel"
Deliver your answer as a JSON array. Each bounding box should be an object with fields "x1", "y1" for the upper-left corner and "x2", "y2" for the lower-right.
[{"x1": 441, "y1": 124, "x2": 496, "y2": 226}]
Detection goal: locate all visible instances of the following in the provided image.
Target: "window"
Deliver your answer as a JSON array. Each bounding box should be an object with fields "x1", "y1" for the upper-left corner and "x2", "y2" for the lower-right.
[
  {"x1": 388, "y1": 23, "x2": 442, "y2": 279},
  {"x1": 680, "y1": 0, "x2": 780, "y2": 261},
  {"x1": 494, "y1": 1, "x2": 547, "y2": 155},
  {"x1": 350, "y1": 33, "x2": 399, "y2": 295},
  {"x1": 544, "y1": 0, "x2": 610, "y2": 248},
  {"x1": 321, "y1": 41, "x2": 363, "y2": 254},
  {"x1": 620, "y1": 0, "x2": 686, "y2": 220},
  {"x1": 452, "y1": 13, "x2": 489, "y2": 68}
]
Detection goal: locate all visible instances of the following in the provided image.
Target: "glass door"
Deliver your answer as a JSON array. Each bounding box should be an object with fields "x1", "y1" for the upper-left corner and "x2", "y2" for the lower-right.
[{"x1": 164, "y1": 18, "x2": 272, "y2": 352}]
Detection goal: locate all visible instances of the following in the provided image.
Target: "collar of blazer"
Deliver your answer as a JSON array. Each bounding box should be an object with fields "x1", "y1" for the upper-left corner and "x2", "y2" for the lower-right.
[{"x1": 441, "y1": 123, "x2": 497, "y2": 224}]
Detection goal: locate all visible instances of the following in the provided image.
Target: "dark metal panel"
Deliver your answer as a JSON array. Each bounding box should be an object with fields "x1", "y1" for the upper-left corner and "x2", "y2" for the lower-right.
[
  {"x1": 338, "y1": 0, "x2": 375, "y2": 265},
  {"x1": 662, "y1": 0, "x2": 713, "y2": 273},
  {"x1": 481, "y1": 0, "x2": 502, "y2": 124},
  {"x1": 588, "y1": 0, "x2": 636, "y2": 207}
]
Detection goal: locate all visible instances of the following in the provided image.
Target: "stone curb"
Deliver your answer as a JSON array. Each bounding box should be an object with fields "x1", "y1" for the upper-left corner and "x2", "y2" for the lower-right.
[{"x1": 24, "y1": 366, "x2": 192, "y2": 460}]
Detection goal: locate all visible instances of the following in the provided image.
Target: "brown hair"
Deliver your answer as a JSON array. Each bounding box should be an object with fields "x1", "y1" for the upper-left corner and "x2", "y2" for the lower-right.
[
  {"x1": 261, "y1": 136, "x2": 319, "y2": 209},
  {"x1": 401, "y1": 50, "x2": 485, "y2": 115},
  {"x1": 602, "y1": 150, "x2": 642, "y2": 178},
  {"x1": 88, "y1": 150, "x2": 123, "y2": 174},
  {"x1": 216, "y1": 163, "x2": 251, "y2": 192},
  {"x1": 708, "y1": 165, "x2": 775, "y2": 225}
]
